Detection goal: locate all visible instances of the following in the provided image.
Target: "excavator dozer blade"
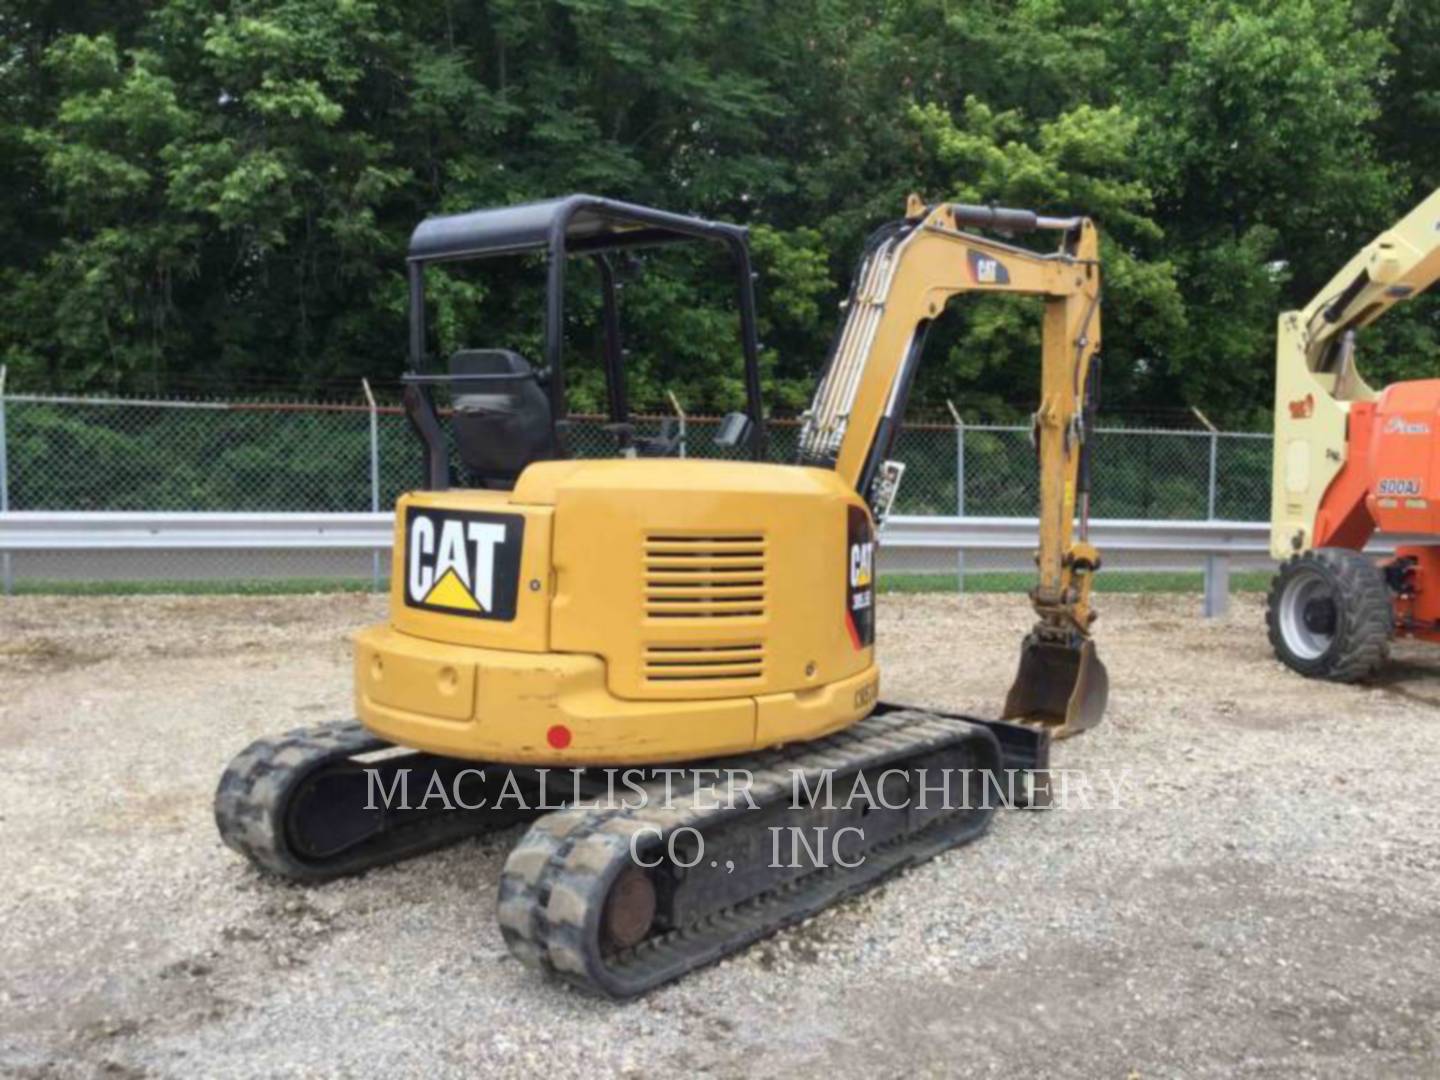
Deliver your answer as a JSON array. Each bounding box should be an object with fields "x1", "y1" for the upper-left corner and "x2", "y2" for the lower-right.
[{"x1": 1001, "y1": 636, "x2": 1108, "y2": 739}]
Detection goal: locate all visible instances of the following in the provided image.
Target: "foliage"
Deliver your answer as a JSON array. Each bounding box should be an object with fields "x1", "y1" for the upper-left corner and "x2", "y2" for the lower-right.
[{"x1": 1, "y1": 0, "x2": 1434, "y2": 424}]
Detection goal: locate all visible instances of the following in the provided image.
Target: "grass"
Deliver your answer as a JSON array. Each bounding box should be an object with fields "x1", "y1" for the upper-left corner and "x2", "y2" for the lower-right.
[
  {"x1": 9, "y1": 577, "x2": 384, "y2": 597},
  {"x1": 878, "y1": 570, "x2": 1274, "y2": 594},
  {"x1": 7, "y1": 570, "x2": 1275, "y2": 597}
]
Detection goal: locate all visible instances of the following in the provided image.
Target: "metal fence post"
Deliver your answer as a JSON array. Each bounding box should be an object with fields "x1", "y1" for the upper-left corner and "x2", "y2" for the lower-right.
[
  {"x1": 946, "y1": 400, "x2": 965, "y2": 592},
  {"x1": 1192, "y1": 408, "x2": 1222, "y2": 615},
  {"x1": 1207, "y1": 432, "x2": 1219, "y2": 520},
  {"x1": 362, "y1": 379, "x2": 382, "y2": 593},
  {"x1": 0, "y1": 366, "x2": 10, "y2": 596},
  {"x1": 952, "y1": 419, "x2": 966, "y2": 516},
  {"x1": 667, "y1": 390, "x2": 687, "y2": 458},
  {"x1": 1191, "y1": 406, "x2": 1220, "y2": 520}
]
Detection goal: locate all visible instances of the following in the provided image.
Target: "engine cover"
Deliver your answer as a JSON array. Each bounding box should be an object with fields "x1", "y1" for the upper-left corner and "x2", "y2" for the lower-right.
[
  {"x1": 523, "y1": 458, "x2": 873, "y2": 702},
  {"x1": 358, "y1": 458, "x2": 881, "y2": 764}
]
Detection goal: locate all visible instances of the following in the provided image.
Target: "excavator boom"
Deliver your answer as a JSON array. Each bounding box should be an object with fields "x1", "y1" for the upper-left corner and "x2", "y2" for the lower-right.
[{"x1": 800, "y1": 197, "x2": 1107, "y2": 736}]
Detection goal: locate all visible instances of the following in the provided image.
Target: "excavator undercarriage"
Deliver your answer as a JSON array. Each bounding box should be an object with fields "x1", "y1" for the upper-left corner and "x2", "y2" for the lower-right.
[{"x1": 219, "y1": 707, "x2": 1041, "y2": 994}]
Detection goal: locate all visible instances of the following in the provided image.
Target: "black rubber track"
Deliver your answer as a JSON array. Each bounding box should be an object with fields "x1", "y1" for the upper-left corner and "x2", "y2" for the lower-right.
[
  {"x1": 215, "y1": 720, "x2": 532, "y2": 882},
  {"x1": 496, "y1": 709, "x2": 1004, "y2": 998},
  {"x1": 1266, "y1": 547, "x2": 1393, "y2": 682}
]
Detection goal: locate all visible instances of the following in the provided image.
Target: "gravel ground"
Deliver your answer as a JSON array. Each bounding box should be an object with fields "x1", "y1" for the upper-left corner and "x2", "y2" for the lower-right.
[{"x1": 1, "y1": 591, "x2": 1438, "y2": 1079}]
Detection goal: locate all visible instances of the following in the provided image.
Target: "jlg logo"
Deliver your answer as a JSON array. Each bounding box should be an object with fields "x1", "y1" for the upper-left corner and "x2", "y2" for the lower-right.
[{"x1": 404, "y1": 507, "x2": 524, "y2": 620}]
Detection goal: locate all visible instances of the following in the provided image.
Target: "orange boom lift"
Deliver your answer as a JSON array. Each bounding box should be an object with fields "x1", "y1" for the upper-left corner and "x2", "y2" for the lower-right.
[{"x1": 1267, "y1": 188, "x2": 1440, "y2": 678}]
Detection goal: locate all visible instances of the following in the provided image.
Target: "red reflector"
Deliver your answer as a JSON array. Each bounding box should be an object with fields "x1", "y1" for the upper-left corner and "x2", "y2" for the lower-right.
[{"x1": 546, "y1": 725, "x2": 572, "y2": 750}]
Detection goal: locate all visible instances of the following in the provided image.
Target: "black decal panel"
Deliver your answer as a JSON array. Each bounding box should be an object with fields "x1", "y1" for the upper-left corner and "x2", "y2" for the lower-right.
[
  {"x1": 967, "y1": 249, "x2": 1011, "y2": 285},
  {"x1": 846, "y1": 505, "x2": 876, "y2": 649},
  {"x1": 404, "y1": 507, "x2": 525, "y2": 621}
]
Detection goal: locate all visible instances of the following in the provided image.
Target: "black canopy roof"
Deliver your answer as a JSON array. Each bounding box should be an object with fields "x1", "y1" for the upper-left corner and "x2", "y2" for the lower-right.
[{"x1": 407, "y1": 193, "x2": 749, "y2": 263}]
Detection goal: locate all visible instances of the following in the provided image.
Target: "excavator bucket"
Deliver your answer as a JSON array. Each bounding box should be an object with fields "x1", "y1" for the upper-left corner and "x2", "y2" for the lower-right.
[{"x1": 1002, "y1": 635, "x2": 1109, "y2": 739}]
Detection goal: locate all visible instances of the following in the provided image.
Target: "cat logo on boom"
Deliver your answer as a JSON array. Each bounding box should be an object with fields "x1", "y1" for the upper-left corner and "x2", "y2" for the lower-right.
[
  {"x1": 967, "y1": 249, "x2": 1011, "y2": 285},
  {"x1": 404, "y1": 507, "x2": 525, "y2": 620}
]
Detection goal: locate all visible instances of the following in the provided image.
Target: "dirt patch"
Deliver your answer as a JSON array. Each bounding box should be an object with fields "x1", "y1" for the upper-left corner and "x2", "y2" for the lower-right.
[{"x1": 0, "y1": 636, "x2": 106, "y2": 675}]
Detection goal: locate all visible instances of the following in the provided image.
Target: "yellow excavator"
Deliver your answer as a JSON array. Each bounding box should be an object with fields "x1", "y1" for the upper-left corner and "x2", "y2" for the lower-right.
[{"x1": 216, "y1": 194, "x2": 1107, "y2": 996}]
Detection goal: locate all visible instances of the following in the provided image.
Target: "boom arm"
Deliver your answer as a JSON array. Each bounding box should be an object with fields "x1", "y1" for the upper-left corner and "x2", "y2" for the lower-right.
[
  {"x1": 1301, "y1": 187, "x2": 1440, "y2": 390},
  {"x1": 799, "y1": 197, "x2": 1106, "y2": 735}
]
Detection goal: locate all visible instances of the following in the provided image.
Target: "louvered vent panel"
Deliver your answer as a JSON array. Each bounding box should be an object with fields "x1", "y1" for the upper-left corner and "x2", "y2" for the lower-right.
[{"x1": 642, "y1": 533, "x2": 766, "y2": 682}]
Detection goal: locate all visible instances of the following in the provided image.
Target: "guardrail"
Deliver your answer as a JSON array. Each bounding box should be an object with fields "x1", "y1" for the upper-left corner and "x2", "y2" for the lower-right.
[
  {"x1": 880, "y1": 516, "x2": 1271, "y2": 617},
  {"x1": 1, "y1": 511, "x2": 394, "y2": 550},
  {"x1": 0, "y1": 511, "x2": 1266, "y2": 613},
  {"x1": 0, "y1": 511, "x2": 394, "y2": 593},
  {"x1": 0, "y1": 511, "x2": 1414, "y2": 616}
]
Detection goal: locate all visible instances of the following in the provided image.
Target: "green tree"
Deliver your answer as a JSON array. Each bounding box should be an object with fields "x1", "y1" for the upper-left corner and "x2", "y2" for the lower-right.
[
  {"x1": 1, "y1": 0, "x2": 1435, "y2": 431},
  {"x1": 1109, "y1": 0, "x2": 1397, "y2": 424}
]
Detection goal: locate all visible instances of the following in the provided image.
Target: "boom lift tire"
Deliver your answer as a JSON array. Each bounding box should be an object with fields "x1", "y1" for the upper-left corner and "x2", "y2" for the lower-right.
[{"x1": 1266, "y1": 547, "x2": 1392, "y2": 682}]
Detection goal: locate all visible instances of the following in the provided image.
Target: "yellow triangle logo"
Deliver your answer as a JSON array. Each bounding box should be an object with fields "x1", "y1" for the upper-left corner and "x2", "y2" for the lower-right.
[{"x1": 423, "y1": 568, "x2": 483, "y2": 612}]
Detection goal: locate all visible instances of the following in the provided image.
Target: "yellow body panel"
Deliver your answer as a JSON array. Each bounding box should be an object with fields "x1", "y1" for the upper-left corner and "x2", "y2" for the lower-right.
[
  {"x1": 354, "y1": 457, "x2": 878, "y2": 764},
  {"x1": 537, "y1": 458, "x2": 867, "y2": 700},
  {"x1": 355, "y1": 625, "x2": 877, "y2": 765}
]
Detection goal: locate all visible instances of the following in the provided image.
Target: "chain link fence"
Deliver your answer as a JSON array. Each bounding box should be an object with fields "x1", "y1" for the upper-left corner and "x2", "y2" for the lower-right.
[{"x1": 0, "y1": 391, "x2": 1275, "y2": 589}]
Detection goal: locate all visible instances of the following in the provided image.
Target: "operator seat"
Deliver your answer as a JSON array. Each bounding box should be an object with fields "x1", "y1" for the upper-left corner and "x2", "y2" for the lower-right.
[{"x1": 448, "y1": 349, "x2": 559, "y2": 489}]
